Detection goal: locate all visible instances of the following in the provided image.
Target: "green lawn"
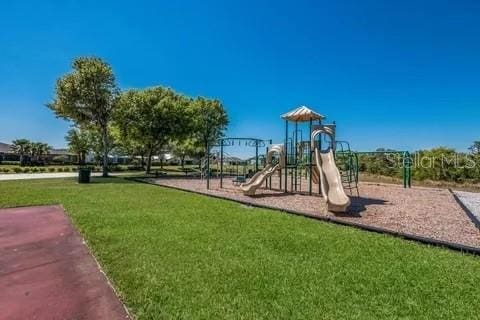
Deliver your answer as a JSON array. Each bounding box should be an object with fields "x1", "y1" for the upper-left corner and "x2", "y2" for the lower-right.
[{"x1": 1, "y1": 178, "x2": 480, "y2": 319}]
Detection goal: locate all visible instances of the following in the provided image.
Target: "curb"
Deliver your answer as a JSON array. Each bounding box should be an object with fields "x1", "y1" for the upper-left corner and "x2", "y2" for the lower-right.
[
  {"x1": 132, "y1": 177, "x2": 480, "y2": 256},
  {"x1": 449, "y1": 189, "x2": 480, "y2": 231}
]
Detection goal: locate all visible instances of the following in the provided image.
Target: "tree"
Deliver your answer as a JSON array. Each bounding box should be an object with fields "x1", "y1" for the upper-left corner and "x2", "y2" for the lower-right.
[
  {"x1": 171, "y1": 138, "x2": 203, "y2": 168},
  {"x1": 469, "y1": 141, "x2": 480, "y2": 155},
  {"x1": 47, "y1": 57, "x2": 119, "y2": 177},
  {"x1": 114, "y1": 87, "x2": 192, "y2": 173},
  {"x1": 191, "y1": 97, "x2": 229, "y2": 158},
  {"x1": 39, "y1": 143, "x2": 51, "y2": 160},
  {"x1": 33, "y1": 142, "x2": 51, "y2": 164},
  {"x1": 10, "y1": 139, "x2": 31, "y2": 164},
  {"x1": 89, "y1": 126, "x2": 117, "y2": 165},
  {"x1": 29, "y1": 142, "x2": 51, "y2": 162},
  {"x1": 111, "y1": 128, "x2": 147, "y2": 168},
  {"x1": 66, "y1": 127, "x2": 91, "y2": 165}
]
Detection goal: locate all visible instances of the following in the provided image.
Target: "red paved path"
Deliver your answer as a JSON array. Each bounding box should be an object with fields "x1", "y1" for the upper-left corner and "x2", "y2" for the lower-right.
[{"x1": 0, "y1": 205, "x2": 129, "y2": 320}]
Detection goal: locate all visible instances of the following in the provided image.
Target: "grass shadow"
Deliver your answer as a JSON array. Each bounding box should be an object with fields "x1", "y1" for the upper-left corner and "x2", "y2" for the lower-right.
[{"x1": 88, "y1": 176, "x2": 139, "y2": 184}]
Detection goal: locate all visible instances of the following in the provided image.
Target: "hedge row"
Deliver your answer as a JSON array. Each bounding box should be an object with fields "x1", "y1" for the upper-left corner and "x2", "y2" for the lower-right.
[{"x1": 0, "y1": 165, "x2": 144, "y2": 174}]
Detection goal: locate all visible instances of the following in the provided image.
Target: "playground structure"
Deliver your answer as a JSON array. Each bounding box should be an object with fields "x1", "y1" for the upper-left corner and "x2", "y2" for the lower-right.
[
  {"x1": 202, "y1": 105, "x2": 412, "y2": 213},
  {"x1": 148, "y1": 109, "x2": 480, "y2": 250},
  {"x1": 240, "y1": 144, "x2": 285, "y2": 196},
  {"x1": 311, "y1": 125, "x2": 351, "y2": 212},
  {"x1": 201, "y1": 138, "x2": 271, "y2": 189}
]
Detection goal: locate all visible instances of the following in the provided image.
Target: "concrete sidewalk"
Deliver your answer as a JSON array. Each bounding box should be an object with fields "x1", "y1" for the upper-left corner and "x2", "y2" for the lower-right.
[
  {"x1": 0, "y1": 172, "x2": 107, "y2": 181},
  {"x1": 0, "y1": 172, "x2": 103, "y2": 181},
  {"x1": 0, "y1": 205, "x2": 129, "y2": 319}
]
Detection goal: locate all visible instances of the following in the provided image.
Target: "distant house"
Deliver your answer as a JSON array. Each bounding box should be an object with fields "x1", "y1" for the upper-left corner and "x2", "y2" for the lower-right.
[
  {"x1": 0, "y1": 142, "x2": 11, "y2": 154},
  {"x1": 85, "y1": 152, "x2": 132, "y2": 165},
  {"x1": 223, "y1": 155, "x2": 244, "y2": 166},
  {"x1": 0, "y1": 142, "x2": 77, "y2": 164},
  {"x1": 0, "y1": 142, "x2": 18, "y2": 161},
  {"x1": 163, "y1": 154, "x2": 200, "y2": 166},
  {"x1": 47, "y1": 149, "x2": 77, "y2": 163},
  {"x1": 245, "y1": 155, "x2": 266, "y2": 167}
]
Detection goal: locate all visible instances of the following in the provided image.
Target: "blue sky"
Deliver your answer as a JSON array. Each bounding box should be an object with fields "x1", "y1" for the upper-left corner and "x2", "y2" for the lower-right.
[{"x1": 1, "y1": 0, "x2": 480, "y2": 154}]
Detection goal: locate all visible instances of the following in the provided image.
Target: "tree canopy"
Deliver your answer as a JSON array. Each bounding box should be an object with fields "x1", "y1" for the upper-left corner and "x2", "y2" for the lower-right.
[
  {"x1": 191, "y1": 97, "x2": 229, "y2": 155},
  {"x1": 171, "y1": 138, "x2": 204, "y2": 168},
  {"x1": 10, "y1": 139, "x2": 51, "y2": 165},
  {"x1": 46, "y1": 56, "x2": 230, "y2": 174},
  {"x1": 48, "y1": 57, "x2": 119, "y2": 176},
  {"x1": 469, "y1": 141, "x2": 480, "y2": 155},
  {"x1": 65, "y1": 126, "x2": 93, "y2": 165},
  {"x1": 114, "y1": 87, "x2": 193, "y2": 173}
]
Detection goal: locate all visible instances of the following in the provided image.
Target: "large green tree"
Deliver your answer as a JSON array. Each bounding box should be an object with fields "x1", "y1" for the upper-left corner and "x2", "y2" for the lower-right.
[
  {"x1": 191, "y1": 97, "x2": 229, "y2": 157},
  {"x1": 47, "y1": 57, "x2": 119, "y2": 177},
  {"x1": 114, "y1": 87, "x2": 192, "y2": 173}
]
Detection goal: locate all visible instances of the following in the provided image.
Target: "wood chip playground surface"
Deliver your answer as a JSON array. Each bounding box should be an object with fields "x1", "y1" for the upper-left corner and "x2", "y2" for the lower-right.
[{"x1": 147, "y1": 176, "x2": 480, "y2": 249}]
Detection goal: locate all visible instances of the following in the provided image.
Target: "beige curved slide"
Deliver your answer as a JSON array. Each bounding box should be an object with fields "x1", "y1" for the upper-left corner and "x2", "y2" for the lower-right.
[
  {"x1": 240, "y1": 144, "x2": 284, "y2": 196},
  {"x1": 314, "y1": 147, "x2": 351, "y2": 212},
  {"x1": 240, "y1": 163, "x2": 280, "y2": 196}
]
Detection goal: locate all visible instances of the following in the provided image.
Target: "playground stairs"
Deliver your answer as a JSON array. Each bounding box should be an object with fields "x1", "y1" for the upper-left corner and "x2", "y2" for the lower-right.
[{"x1": 336, "y1": 141, "x2": 360, "y2": 197}]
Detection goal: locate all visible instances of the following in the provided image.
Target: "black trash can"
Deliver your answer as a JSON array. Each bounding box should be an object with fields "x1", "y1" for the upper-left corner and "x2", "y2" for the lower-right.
[{"x1": 78, "y1": 168, "x2": 91, "y2": 183}]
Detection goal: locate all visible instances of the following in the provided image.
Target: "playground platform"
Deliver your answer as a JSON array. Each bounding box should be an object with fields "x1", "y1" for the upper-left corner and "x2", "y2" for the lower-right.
[
  {"x1": 147, "y1": 176, "x2": 480, "y2": 249},
  {"x1": 0, "y1": 205, "x2": 129, "y2": 320}
]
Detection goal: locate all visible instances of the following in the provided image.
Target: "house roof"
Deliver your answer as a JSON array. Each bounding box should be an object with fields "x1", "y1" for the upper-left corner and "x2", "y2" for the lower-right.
[
  {"x1": 0, "y1": 142, "x2": 75, "y2": 156},
  {"x1": 281, "y1": 106, "x2": 325, "y2": 122},
  {"x1": 0, "y1": 142, "x2": 12, "y2": 153},
  {"x1": 50, "y1": 149, "x2": 74, "y2": 156},
  {"x1": 224, "y1": 156, "x2": 244, "y2": 162}
]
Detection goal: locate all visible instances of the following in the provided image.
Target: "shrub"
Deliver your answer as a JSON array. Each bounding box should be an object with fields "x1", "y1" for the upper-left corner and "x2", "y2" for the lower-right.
[
  {"x1": 51, "y1": 155, "x2": 72, "y2": 164},
  {"x1": 31, "y1": 167, "x2": 40, "y2": 173},
  {"x1": 127, "y1": 165, "x2": 144, "y2": 171},
  {"x1": 48, "y1": 167, "x2": 56, "y2": 172},
  {"x1": 23, "y1": 167, "x2": 31, "y2": 173},
  {"x1": 1, "y1": 161, "x2": 20, "y2": 166},
  {"x1": 108, "y1": 164, "x2": 125, "y2": 172},
  {"x1": 39, "y1": 167, "x2": 47, "y2": 172},
  {"x1": 13, "y1": 167, "x2": 22, "y2": 173},
  {"x1": 1, "y1": 168, "x2": 10, "y2": 173}
]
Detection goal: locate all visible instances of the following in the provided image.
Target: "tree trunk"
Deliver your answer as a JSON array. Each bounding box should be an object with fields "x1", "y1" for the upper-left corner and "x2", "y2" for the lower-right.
[
  {"x1": 146, "y1": 148, "x2": 153, "y2": 174},
  {"x1": 79, "y1": 152, "x2": 86, "y2": 165},
  {"x1": 181, "y1": 155, "x2": 185, "y2": 169},
  {"x1": 102, "y1": 127, "x2": 109, "y2": 177}
]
